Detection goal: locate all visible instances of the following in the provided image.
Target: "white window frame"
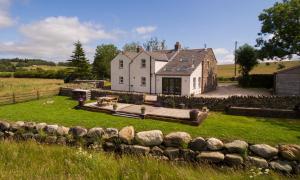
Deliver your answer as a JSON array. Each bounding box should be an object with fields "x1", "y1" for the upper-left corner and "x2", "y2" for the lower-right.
[
  {"x1": 141, "y1": 77, "x2": 146, "y2": 86},
  {"x1": 198, "y1": 77, "x2": 201, "y2": 89},
  {"x1": 119, "y1": 76, "x2": 124, "y2": 84},
  {"x1": 193, "y1": 77, "x2": 196, "y2": 89},
  {"x1": 141, "y1": 59, "x2": 146, "y2": 68},
  {"x1": 119, "y1": 60, "x2": 123, "y2": 69}
]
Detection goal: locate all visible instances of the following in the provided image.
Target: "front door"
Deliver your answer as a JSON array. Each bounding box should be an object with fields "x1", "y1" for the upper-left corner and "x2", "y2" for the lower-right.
[{"x1": 162, "y1": 78, "x2": 181, "y2": 95}]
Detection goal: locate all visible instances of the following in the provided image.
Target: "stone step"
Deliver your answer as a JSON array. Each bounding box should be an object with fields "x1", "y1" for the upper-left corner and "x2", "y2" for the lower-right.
[{"x1": 112, "y1": 112, "x2": 141, "y2": 119}]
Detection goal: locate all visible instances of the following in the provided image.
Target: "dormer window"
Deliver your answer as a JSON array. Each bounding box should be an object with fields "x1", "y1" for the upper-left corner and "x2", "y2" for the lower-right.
[
  {"x1": 141, "y1": 59, "x2": 146, "y2": 68},
  {"x1": 119, "y1": 60, "x2": 123, "y2": 69}
]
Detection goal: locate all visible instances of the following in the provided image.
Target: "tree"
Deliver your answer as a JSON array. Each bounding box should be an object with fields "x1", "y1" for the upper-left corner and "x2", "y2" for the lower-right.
[
  {"x1": 143, "y1": 37, "x2": 167, "y2": 51},
  {"x1": 235, "y1": 44, "x2": 258, "y2": 77},
  {"x1": 122, "y1": 42, "x2": 140, "y2": 51},
  {"x1": 68, "y1": 41, "x2": 91, "y2": 79},
  {"x1": 256, "y1": 0, "x2": 300, "y2": 59},
  {"x1": 92, "y1": 44, "x2": 118, "y2": 79}
]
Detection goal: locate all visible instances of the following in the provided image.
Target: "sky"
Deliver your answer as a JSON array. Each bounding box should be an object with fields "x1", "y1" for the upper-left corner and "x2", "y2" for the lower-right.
[{"x1": 0, "y1": 0, "x2": 279, "y2": 64}]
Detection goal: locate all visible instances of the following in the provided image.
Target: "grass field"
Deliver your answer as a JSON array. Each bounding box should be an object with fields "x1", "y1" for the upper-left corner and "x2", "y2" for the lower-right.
[
  {"x1": 22, "y1": 65, "x2": 69, "y2": 71},
  {"x1": 217, "y1": 60, "x2": 300, "y2": 78},
  {"x1": 0, "y1": 141, "x2": 292, "y2": 179},
  {"x1": 0, "y1": 96, "x2": 299, "y2": 145},
  {"x1": 0, "y1": 78, "x2": 64, "y2": 96}
]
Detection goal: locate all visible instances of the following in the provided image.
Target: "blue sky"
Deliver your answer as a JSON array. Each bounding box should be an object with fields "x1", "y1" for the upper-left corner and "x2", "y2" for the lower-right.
[{"x1": 0, "y1": 0, "x2": 278, "y2": 64}]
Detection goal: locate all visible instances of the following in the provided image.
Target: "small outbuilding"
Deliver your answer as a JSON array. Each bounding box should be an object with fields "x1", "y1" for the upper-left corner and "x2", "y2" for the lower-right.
[{"x1": 274, "y1": 65, "x2": 300, "y2": 96}]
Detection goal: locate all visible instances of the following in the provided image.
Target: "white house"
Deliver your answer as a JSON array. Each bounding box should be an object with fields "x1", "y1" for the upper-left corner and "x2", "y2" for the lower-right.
[{"x1": 111, "y1": 42, "x2": 217, "y2": 96}]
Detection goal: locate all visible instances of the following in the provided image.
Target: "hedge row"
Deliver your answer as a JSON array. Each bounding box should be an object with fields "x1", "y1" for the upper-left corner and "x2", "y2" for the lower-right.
[
  {"x1": 238, "y1": 74, "x2": 274, "y2": 88},
  {"x1": 13, "y1": 69, "x2": 72, "y2": 79}
]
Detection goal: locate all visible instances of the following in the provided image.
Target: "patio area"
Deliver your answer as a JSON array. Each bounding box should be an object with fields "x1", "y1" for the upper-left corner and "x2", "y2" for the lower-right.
[{"x1": 82, "y1": 102, "x2": 207, "y2": 126}]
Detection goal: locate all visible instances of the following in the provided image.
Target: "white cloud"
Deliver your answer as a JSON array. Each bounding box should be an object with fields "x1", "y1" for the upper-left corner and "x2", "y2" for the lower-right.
[
  {"x1": 0, "y1": 0, "x2": 14, "y2": 28},
  {"x1": 0, "y1": 16, "x2": 120, "y2": 61},
  {"x1": 213, "y1": 48, "x2": 235, "y2": 64},
  {"x1": 135, "y1": 26, "x2": 157, "y2": 35}
]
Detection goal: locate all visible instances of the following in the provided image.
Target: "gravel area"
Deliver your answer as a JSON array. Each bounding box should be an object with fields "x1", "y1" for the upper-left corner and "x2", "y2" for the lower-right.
[{"x1": 198, "y1": 83, "x2": 271, "y2": 98}]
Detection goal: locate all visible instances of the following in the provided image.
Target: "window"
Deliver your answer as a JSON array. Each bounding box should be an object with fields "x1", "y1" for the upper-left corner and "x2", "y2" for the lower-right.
[
  {"x1": 119, "y1": 76, "x2": 124, "y2": 84},
  {"x1": 119, "y1": 60, "x2": 123, "y2": 69},
  {"x1": 141, "y1": 59, "x2": 146, "y2": 68},
  {"x1": 207, "y1": 61, "x2": 210, "y2": 70},
  {"x1": 198, "y1": 77, "x2": 201, "y2": 89},
  {"x1": 141, "y1": 77, "x2": 146, "y2": 86},
  {"x1": 193, "y1": 77, "x2": 196, "y2": 89}
]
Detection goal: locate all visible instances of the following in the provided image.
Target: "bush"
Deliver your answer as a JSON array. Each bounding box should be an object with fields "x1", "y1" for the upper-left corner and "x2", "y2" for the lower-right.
[
  {"x1": 238, "y1": 74, "x2": 273, "y2": 88},
  {"x1": 0, "y1": 72, "x2": 13, "y2": 77},
  {"x1": 14, "y1": 69, "x2": 72, "y2": 79}
]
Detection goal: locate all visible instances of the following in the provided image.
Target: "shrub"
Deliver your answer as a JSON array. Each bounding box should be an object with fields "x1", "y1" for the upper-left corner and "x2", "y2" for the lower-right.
[
  {"x1": 238, "y1": 74, "x2": 273, "y2": 88},
  {"x1": 14, "y1": 69, "x2": 72, "y2": 79},
  {"x1": 0, "y1": 72, "x2": 13, "y2": 78}
]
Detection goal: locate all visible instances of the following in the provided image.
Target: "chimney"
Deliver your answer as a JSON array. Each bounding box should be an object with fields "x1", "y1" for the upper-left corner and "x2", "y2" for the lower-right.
[
  {"x1": 137, "y1": 46, "x2": 144, "y2": 53},
  {"x1": 174, "y1": 42, "x2": 181, "y2": 51}
]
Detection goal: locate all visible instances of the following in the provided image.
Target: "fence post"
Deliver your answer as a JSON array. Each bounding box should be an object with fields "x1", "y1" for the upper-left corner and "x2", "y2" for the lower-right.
[
  {"x1": 37, "y1": 90, "x2": 40, "y2": 100},
  {"x1": 12, "y1": 92, "x2": 16, "y2": 103}
]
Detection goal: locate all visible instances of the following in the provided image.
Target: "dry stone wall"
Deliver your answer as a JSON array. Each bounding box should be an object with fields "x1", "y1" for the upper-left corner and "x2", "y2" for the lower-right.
[{"x1": 1, "y1": 120, "x2": 299, "y2": 175}]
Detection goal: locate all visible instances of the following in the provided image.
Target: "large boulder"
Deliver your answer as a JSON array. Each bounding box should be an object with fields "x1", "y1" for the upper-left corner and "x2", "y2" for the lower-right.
[
  {"x1": 121, "y1": 145, "x2": 150, "y2": 155},
  {"x1": 224, "y1": 154, "x2": 244, "y2": 166},
  {"x1": 44, "y1": 125, "x2": 59, "y2": 135},
  {"x1": 35, "y1": 123, "x2": 47, "y2": 131},
  {"x1": 69, "y1": 126, "x2": 87, "y2": 137},
  {"x1": 224, "y1": 140, "x2": 248, "y2": 153},
  {"x1": 151, "y1": 146, "x2": 164, "y2": 156},
  {"x1": 182, "y1": 149, "x2": 196, "y2": 162},
  {"x1": 164, "y1": 132, "x2": 191, "y2": 147},
  {"x1": 103, "y1": 128, "x2": 118, "y2": 139},
  {"x1": 250, "y1": 144, "x2": 278, "y2": 159},
  {"x1": 270, "y1": 160, "x2": 293, "y2": 173},
  {"x1": 278, "y1": 144, "x2": 300, "y2": 161},
  {"x1": 24, "y1": 122, "x2": 36, "y2": 131},
  {"x1": 10, "y1": 121, "x2": 24, "y2": 131},
  {"x1": 135, "y1": 130, "x2": 163, "y2": 146},
  {"x1": 164, "y1": 147, "x2": 180, "y2": 160},
  {"x1": 119, "y1": 126, "x2": 135, "y2": 144},
  {"x1": 247, "y1": 156, "x2": 268, "y2": 168},
  {"x1": 45, "y1": 136, "x2": 57, "y2": 144},
  {"x1": 87, "y1": 127, "x2": 104, "y2": 139},
  {"x1": 57, "y1": 126, "x2": 69, "y2": 136},
  {"x1": 188, "y1": 137, "x2": 207, "y2": 151},
  {"x1": 0, "y1": 121, "x2": 10, "y2": 131},
  {"x1": 206, "y1": 138, "x2": 223, "y2": 151},
  {"x1": 197, "y1": 151, "x2": 224, "y2": 163}
]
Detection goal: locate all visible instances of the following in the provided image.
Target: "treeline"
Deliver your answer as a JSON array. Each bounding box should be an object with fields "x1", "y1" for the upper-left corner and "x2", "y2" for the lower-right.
[
  {"x1": 0, "y1": 68, "x2": 73, "y2": 79},
  {"x1": 0, "y1": 58, "x2": 72, "y2": 72}
]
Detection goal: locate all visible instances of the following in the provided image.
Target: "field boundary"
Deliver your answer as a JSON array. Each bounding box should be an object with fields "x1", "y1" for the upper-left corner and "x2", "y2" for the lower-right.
[{"x1": 0, "y1": 89, "x2": 59, "y2": 105}]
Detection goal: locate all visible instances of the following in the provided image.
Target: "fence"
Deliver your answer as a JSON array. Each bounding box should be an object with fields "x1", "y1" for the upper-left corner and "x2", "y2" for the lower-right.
[{"x1": 0, "y1": 89, "x2": 59, "y2": 105}]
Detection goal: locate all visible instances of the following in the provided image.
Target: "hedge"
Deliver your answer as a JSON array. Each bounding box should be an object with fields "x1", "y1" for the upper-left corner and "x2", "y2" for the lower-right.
[
  {"x1": 13, "y1": 69, "x2": 72, "y2": 79},
  {"x1": 238, "y1": 74, "x2": 274, "y2": 88}
]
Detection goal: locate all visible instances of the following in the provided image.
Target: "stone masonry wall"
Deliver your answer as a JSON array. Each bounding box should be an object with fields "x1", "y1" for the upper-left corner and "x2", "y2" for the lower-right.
[{"x1": 0, "y1": 120, "x2": 299, "y2": 175}]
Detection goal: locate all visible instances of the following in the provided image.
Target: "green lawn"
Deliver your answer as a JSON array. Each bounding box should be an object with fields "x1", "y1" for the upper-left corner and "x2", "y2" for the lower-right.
[
  {"x1": 0, "y1": 141, "x2": 290, "y2": 179},
  {"x1": 0, "y1": 96, "x2": 299, "y2": 145}
]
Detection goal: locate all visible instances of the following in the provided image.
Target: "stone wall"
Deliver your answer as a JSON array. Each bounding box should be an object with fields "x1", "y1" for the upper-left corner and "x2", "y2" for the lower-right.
[
  {"x1": 59, "y1": 88, "x2": 300, "y2": 111},
  {"x1": 0, "y1": 120, "x2": 299, "y2": 175}
]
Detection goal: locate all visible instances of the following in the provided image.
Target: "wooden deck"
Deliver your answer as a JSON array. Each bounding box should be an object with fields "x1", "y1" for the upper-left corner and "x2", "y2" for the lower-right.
[{"x1": 82, "y1": 102, "x2": 207, "y2": 126}]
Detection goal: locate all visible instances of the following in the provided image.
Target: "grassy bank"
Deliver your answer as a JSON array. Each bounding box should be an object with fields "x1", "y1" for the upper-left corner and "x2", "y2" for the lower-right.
[
  {"x1": 217, "y1": 60, "x2": 300, "y2": 78},
  {"x1": 0, "y1": 141, "x2": 292, "y2": 179},
  {"x1": 0, "y1": 96, "x2": 299, "y2": 145},
  {"x1": 0, "y1": 78, "x2": 63, "y2": 96}
]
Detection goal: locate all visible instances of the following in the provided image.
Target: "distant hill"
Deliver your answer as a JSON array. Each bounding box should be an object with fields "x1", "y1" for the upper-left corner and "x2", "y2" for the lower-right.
[{"x1": 217, "y1": 60, "x2": 300, "y2": 78}]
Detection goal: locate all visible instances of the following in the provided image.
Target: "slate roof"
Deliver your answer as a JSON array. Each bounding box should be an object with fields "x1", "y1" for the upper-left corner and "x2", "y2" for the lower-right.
[
  {"x1": 156, "y1": 48, "x2": 214, "y2": 75},
  {"x1": 122, "y1": 47, "x2": 216, "y2": 76}
]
